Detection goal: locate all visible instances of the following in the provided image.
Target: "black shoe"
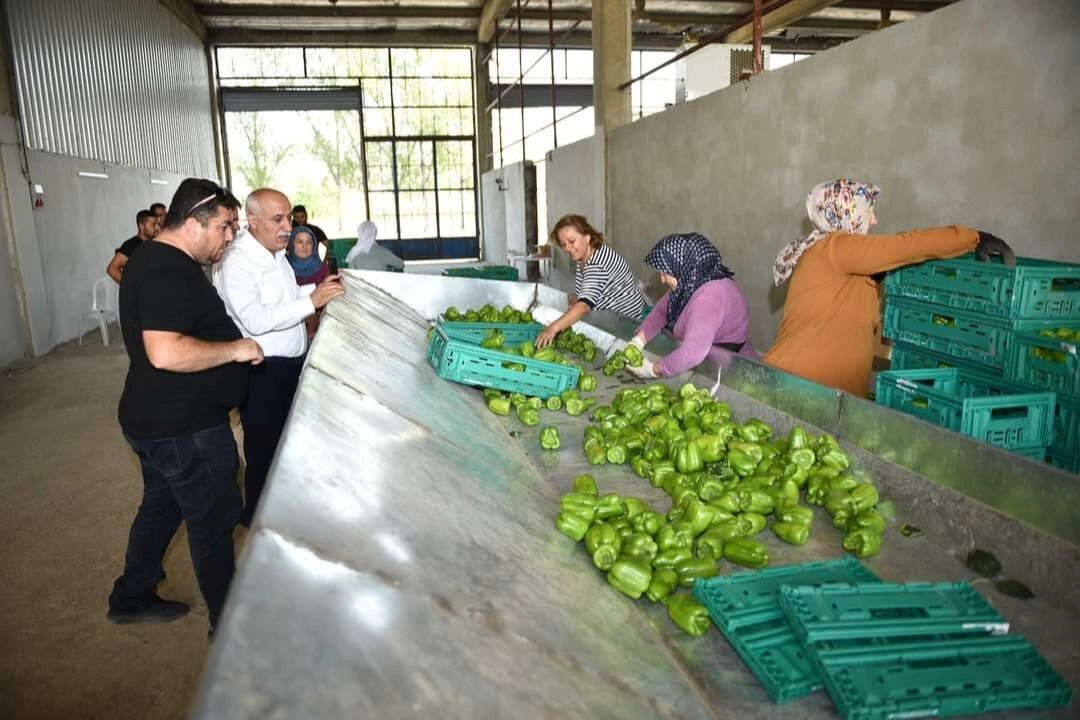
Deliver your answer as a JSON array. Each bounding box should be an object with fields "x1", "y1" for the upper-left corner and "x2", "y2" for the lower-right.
[{"x1": 107, "y1": 594, "x2": 190, "y2": 625}]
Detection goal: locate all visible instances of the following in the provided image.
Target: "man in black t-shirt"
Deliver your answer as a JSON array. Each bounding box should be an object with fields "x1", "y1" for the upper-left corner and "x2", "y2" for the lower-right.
[
  {"x1": 108, "y1": 178, "x2": 264, "y2": 634},
  {"x1": 149, "y1": 201, "x2": 167, "y2": 229},
  {"x1": 290, "y1": 204, "x2": 328, "y2": 246},
  {"x1": 106, "y1": 209, "x2": 159, "y2": 284}
]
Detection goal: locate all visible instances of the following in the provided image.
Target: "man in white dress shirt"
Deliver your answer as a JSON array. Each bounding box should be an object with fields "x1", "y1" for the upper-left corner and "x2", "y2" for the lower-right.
[{"x1": 214, "y1": 188, "x2": 345, "y2": 525}]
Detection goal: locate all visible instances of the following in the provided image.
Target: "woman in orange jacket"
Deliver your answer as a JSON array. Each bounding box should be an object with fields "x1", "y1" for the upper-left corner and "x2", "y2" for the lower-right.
[{"x1": 762, "y1": 178, "x2": 1014, "y2": 397}]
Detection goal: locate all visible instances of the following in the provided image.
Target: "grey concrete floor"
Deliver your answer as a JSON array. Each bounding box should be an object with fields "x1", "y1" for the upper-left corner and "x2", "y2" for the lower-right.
[{"x1": 0, "y1": 329, "x2": 241, "y2": 719}]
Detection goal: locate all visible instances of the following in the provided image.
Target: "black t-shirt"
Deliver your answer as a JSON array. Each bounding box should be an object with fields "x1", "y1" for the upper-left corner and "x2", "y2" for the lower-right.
[
  {"x1": 115, "y1": 235, "x2": 143, "y2": 257},
  {"x1": 118, "y1": 242, "x2": 249, "y2": 440},
  {"x1": 306, "y1": 223, "x2": 329, "y2": 246}
]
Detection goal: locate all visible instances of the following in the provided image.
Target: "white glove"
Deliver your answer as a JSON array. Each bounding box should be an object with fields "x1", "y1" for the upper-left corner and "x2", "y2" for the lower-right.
[
  {"x1": 627, "y1": 360, "x2": 658, "y2": 380},
  {"x1": 629, "y1": 333, "x2": 646, "y2": 350},
  {"x1": 608, "y1": 333, "x2": 646, "y2": 359}
]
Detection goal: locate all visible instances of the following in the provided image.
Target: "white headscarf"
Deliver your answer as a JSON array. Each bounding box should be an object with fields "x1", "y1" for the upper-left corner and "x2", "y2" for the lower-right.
[
  {"x1": 772, "y1": 179, "x2": 880, "y2": 286},
  {"x1": 346, "y1": 221, "x2": 379, "y2": 264}
]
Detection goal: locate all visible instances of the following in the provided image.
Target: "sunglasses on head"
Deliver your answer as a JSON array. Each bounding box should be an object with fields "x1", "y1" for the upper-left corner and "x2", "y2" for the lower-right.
[{"x1": 184, "y1": 186, "x2": 231, "y2": 218}]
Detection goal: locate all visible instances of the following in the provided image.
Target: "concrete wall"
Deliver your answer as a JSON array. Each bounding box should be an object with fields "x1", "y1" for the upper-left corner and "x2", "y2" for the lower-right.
[
  {"x1": 544, "y1": 134, "x2": 604, "y2": 294},
  {"x1": 601, "y1": 0, "x2": 1080, "y2": 350}
]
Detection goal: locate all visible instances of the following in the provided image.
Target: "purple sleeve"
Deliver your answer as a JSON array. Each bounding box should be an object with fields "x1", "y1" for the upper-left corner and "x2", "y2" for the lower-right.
[
  {"x1": 636, "y1": 292, "x2": 670, "y2": 341},
  {"x1": 655, "y1": 282, "x2": 747, "y2": 377}
]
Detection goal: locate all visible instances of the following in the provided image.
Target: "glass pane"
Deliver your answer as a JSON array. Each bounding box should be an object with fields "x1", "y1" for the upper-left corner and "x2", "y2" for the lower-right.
[
  {"x1": 363, "y1": 108, "x2": 393, "y2": 136},
  {"x1": 398, "y1": 191, "x2": 437, "y2": 237},
  {"x1": 437, "y1": 190, "x2": 476, "y2": 236},
  {"x1": 436, "y1": 141, "x2": 473, "y2": 190},
  {"x1": 306, "y1": 47, "x2": 389, "y2": 77},
  {"x1": 217, "y1": 47, "x2": 305, "y2": 79},
  {"x1": 224, "y1": 109, "x2": 364, "y2": 239},
  {"x1": 392, "y1": 48, "x2": 472, "y2": 78},
  {"x1": 396, "y1": 141, "x2": 434, "y2": 190},
  {"x1": 362, "y1": 78, "x2": 392, "y2": 107},
  {"x1": 365, "y1": 142, "x2": 395, "y2": 191},
  {"x1": 367, "y1": 191, "x2": 398, "y2": 240}
]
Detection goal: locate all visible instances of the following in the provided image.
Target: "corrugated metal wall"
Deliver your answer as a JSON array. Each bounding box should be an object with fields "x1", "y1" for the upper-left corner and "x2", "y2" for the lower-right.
[{"x1": 5, "y1": 0, "x2": 216, "y2": 177}]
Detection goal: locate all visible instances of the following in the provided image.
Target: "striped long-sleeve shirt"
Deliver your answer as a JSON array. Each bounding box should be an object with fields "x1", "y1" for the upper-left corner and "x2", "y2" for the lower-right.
[{"x1": 575, "y1": 244, "x2": 647, "y2": 318}]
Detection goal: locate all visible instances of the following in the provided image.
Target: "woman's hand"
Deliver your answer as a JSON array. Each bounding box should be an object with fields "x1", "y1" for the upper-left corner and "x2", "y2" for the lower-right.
[{"x1": 535, "y1": 324, "x2": 560, "y2": 348}]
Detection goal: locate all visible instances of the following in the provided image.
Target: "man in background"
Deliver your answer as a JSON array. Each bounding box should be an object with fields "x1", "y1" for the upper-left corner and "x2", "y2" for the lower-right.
[
  {"x1": 215, "y1": 188, "x2": 344, "y2": 526},
  {"x1": 106, "y1": 209, "x2": 159, "y2": 284},
  {"x1": 150, "y1": 202, "x2": 167, "y2": 228},
  {"x1": 290, "y1": 204, "x2": 328, "y2": 247}
]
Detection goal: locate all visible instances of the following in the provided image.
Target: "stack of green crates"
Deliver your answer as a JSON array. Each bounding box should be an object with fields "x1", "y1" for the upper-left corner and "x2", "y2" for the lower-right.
[
  {"x1": 883, "y1": 254, "x2": 1080, "y2": 471},
  {"x1": 442, "y1": 265, "x2": 520, "y2": 282}
]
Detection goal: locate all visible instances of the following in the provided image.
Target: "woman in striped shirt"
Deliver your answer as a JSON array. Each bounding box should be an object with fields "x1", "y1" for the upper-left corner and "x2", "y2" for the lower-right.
[{"x1": 535, "y1": 214, "x2": 648, "y2": 348}]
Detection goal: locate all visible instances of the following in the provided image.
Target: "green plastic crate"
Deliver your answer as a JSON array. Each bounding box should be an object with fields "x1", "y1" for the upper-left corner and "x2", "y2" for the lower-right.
[
  {"x1": 692, "y1": 558, "x2": 879, "y2": 703},
  {"x1": 327, "y1": 238, "x2": 356, "y2": 266},
  {"x1": 1046, "y1": 447, "x2": 1079, "y2": 474},
  {"x1": 1005, "y1": 329, "x2": 1080, "y2": 397},
  {"x1": 889, "y1": 342, "x2": 1003, "y2": 377},
  {"x1": 885, "y1": 254, "x2": 1080, "y2": 321},
  {"x1": 777, "y1": 583, "x2": 1073, "y2": 720},
  {"x1": 426, "y1": 325, "x2": 579, "y2": 398},
  {"x1": 442, "y1": 265, "x2": 519, "y2": 282},
  {"x1": 883, "y1": 297, "x2": 1012, "y2": 370},
  {"x1": 435, "y1": 316, "x2": 542, "y2": 346},
  {"x1": 875, "y1": 367, "x2": 1056, "y2": 451}
]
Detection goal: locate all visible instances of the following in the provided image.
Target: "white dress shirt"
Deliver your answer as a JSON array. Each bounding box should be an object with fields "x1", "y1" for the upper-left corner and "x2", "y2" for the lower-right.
[{"x1": 213, "y1": 230, "x2": 316, "y2": 359}]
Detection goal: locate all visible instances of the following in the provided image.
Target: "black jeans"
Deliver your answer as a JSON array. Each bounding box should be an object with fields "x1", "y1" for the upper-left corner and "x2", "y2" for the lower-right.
[
  {"x1": 109, "y1": 422, "x2": 242, "y2": 627},
  {"x1": 239, "y1": 355, "x2": 302, "y2": 526}
]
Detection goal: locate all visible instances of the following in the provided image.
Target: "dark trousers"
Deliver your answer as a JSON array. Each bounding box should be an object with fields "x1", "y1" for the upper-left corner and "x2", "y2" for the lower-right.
[
  {"x1": 110, "y1": 422, "x2": 242, "y2": 627},
  {"x1": 239, "y1": 355, "x2": 303, "y2": 526}
]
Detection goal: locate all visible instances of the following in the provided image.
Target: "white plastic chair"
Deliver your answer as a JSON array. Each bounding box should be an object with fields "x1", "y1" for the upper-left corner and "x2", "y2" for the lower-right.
[{"x1": 79, "y1": 276, "x2": 119, "y2": 346}]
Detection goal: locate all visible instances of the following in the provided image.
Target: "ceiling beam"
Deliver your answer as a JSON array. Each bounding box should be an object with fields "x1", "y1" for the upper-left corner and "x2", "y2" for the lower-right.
[
  {"x1": 836, "y1": 0, "x2": 952, "y2": 10},
  {"x1": 194, "y1": 3, "x2": 480, "y2": 20},
  {"x1": 478, "y1": 0, "x2": 514, "y2": 42},
  {"x1": 724, "y1": 0, "x2": 842, "y2": 44},
  {"x1": 207, "y1": 28, "x2": 480, "y2": 47},
  {"x1": 159, "y1": 0, "x2": 207, "y2": 41}
]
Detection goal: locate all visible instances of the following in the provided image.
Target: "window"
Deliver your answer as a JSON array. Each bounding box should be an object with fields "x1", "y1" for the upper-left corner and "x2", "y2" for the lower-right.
[{"x1": 217, "y1": 46, "x2": 479, "y2": 260}]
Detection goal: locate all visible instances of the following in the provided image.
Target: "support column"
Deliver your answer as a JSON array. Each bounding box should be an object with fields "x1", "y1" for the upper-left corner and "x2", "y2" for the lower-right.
[
  {"x1": 475, "y1": 43, "x2": 494, "y2": 175},
  {"x1": 591, "y1": 0, "x2": 632, "y2": 133}
]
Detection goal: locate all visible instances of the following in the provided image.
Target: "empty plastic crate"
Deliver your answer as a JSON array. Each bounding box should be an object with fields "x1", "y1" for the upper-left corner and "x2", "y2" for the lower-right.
[{"x1": 875, "y1": 367, "x2": 1056, "y2": 451}]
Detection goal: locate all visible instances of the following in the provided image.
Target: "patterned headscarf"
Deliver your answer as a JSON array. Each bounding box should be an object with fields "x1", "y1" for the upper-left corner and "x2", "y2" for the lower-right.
[
  {"x1": 645, "y1": 232, "x2": 735, "y2": 330},
  {"x1": 287, "y1": 226, "x2": 322, "y2": 279},
  {"x1": 773, "y1": 178, "x2": 880, "y2": 285}
]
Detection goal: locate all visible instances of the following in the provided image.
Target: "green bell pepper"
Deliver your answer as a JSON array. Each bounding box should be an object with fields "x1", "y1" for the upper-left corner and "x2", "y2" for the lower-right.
[
  {"x1": 694, "y1": 529, "x2": 726, "y2": 560},
  {"x1": 565, "y1": 398, "x2": 588, "y2": 416},
  {"x1": 738, "y1": 489, "x2": 775, "y2": 515},
  {"x1": 727, "y1": 442, "x2": 763, "y2": 477},
  {"x1": 682, "y1": 500, "x2": 718, "y2": 536},
  {"x1": 675, "y1": 557, "x2": 719, "y2": 587},
  {"x1": 646, "y1": 568, "x2": 679, "y2": 603},
  {"x1": 539, "y1": 426, "x2": 560, "y2": 450},
  {"x1": 595, "y1": 493, "x2": 625, "y2": 520},
  {"x1": 824, "y1": 489, "x2": 856, "y2": 517},
  {"x1": 711, "y1": 518, "x2": 752, "y2": 542},
  {"x1": 787, "y1": 426, "x2": 811, "y2": 451},
  {"x1": 652, "y1": 547, "x2": 693, "y2": 569},
  {"x1": 666, "y1": 593, "x2": 712, "y2": 637},
  {"x1": 555, "y1": 512, "x2": 591, "y2": 542},
  {"x1": 788, "y1": 447, "x2": 816, "y2": 470},
  {"x1": 828, "y1": 474, "x2": 858, "y2": 493},
  {"x1": 695, "y1": 474, "x2": 725, "y2": 502},
  {"x1": 820, "y1": 446, "x2": 851, "y2": 471},
  {"x1": 849, "y1": 483, "x2": 880, "y2": 514},
  {"x1": 623, "y1": 532, "x2": 659, "y2": 562},
  {"x1": 605, "y1": 443, "x2": 628, "y2": 464},
  {"x1": 515, "y1": 404, "x2": 540, "y2": 426},
  {"x1": 777, "y1": 505, "x2": 815, "y2": 526},
  {"x1": 741, "y1": 512, "x2": 768, "y2": 536},
  {"x1": 656, "y1": 522, "x2": 694, "y2": 551},
  {"x1": 772, "y1": 521, "x2": 810, "y2": 546},
  {"x1": 586, "y1": 522, "x2": 623, "y2": 570},
  {"x1": 674, "y1": 441, "x2": 704, "y2": 474},
  {"x1": 585, "y1": 442, "x2": 607, "y2": 466},
  {"x1": 444, "y1": 306, "x2": 461, "y2": 321},
  {"x1": 578, "y1": 374, "x2": 597, "y2": 392},
  {"x1": 545, "y1": 395, "x2": 563, "y2": 411},
  {"x1": 572, "y1": 474, "x2": 598, "y2": 497},
  {"x1": 559, "y1": 492, "x2": 598, "y2": 521},
  {"x1": 480, "y1": 330, "x2": 504, "y2": 349},
  {"x1": 632, "y1": 511, "x2": 664, "y2": 537},
  {"x1": 486, "y1": 396, "x2": 511, "y2": 416},
  {"x1": 630, "y1": 455, "x2": 652, "y2": 479},
  {"x1": 842, "y1": 527, "x2": 882, "y2": 558},
  {"x1": 724, "y1": 537, "x2": 769, "y2": 569},
  {"x1": 736, "y1": 418, "x2": 772, "y2": 443},
  {"x1": 708, "y1": 490, "x2": 742, "y2": 514},
  {"x1": 649, "y1": 461, "x2": 678, "y2": 489},
  {"x1": 848, "y1": 509, "x2": 886, "y2": 535},
  {"x1": 607, "y1": 558, "x2": 652, "y2": 599}
]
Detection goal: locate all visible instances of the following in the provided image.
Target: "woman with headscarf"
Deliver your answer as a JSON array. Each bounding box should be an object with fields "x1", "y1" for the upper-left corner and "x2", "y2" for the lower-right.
[
  {"x1": 287, "y1": 225, "x2": 330, "y2": 286},
  {"x1": 625, "y1": 233, "x2": 756, "y2": 379},
  {"x1": 762, "y1": 178, "x2": 1014, "y2": 397},
  {"x1": 345, "y1": 221, "x2": 405, "y2": 272},
  {"x1": 535, "y1": 214, "x2": 648, "y2": 348}
]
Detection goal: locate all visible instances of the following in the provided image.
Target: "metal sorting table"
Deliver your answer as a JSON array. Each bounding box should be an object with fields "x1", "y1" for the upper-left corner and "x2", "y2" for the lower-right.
[{"x1": 194, "y1": 272, "x2": 1080, "y2": 719}]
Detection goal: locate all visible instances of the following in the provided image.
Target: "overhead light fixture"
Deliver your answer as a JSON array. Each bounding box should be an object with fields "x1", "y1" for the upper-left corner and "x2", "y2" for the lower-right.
[
  {"x1": 77, "y1": 171, "x2": 109, "y2": 179},
  {"x1": 150, "y1": 178, "x2": 169, "y2": 185}
]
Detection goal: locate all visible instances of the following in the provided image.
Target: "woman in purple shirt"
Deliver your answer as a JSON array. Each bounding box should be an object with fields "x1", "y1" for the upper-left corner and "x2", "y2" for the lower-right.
[{"x1": 627, "y1": 233, "x2": 757, "y2": 379}]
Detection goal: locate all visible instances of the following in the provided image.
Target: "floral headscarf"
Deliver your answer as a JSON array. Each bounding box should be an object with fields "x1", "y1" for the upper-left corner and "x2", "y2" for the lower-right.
[
  {"x1": 773, "y1": 178, "x2": 880, "y2": 285},
  {"x1": 645, "y1": 233, "x2": 735, "y2": 330}
]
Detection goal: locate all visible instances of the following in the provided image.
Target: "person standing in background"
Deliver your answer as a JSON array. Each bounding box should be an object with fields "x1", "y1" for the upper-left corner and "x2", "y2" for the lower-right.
[
  {"x1": 150, "y1": 202, "x2": 167, "y2": 229},
  {"x1": 290, "y1": 204, "x2": 328, "y2": 247},
  {"x1": 106, "y1": 209, "x2": 160, "y2": 284}
]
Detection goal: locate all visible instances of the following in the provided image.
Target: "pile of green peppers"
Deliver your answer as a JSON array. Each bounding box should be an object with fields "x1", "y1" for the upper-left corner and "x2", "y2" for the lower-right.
[
  {"x1": 553, "y1": 327, "x2": 598, "y2": 363},
  {"x1": 483, "y1": 387, "x2": 597, "y2": 422},
  {"x1": 444, "y1": 303, "x2": 535, "y2": 324},
  {"x1": 555, "y1": 474, "x2": 714, "y2": 637},
  {"x1": 579, "y1": 382, "x2": 886, "y2": 560},
  {"x1": 602, "y1": 344, "x2": 644, "y2": 376}
]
